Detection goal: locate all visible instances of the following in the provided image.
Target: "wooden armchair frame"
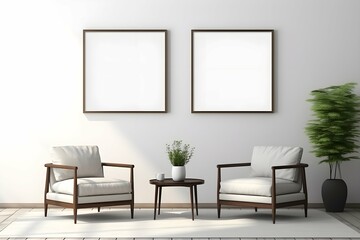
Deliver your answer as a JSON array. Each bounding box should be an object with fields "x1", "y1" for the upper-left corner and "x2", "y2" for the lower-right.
[
  {"x1": 44, "y1": 162, "x2": 134, "y2": 224},
  {"x1": 217, "y1": 162, "x2": 308, "y2": 223}
]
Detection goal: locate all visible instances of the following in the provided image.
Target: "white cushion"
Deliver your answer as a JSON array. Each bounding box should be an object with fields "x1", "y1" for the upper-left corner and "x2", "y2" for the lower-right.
[
  {"x1": 220, "y1": 177, "x2": 302, "y2": 197},
  {"x1": 219, "y1": 192, "x2": 305, "y2": 204},
  {"x1": 52, "y1": 177, "x2": 131, "y2": 196},
  {"x1": 250, "y1": 146, "x2": 303, "y2": 181},
  {"x1": 52, "y1": 146, "x2": 104, "y2": 181}
]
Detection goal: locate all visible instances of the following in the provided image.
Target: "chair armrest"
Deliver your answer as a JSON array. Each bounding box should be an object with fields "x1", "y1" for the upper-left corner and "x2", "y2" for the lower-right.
[
  {"x1": 102, "y1": 162, "x2": 135, "y2": 168},
  {"x1": 44, "y1": 163, "x2": 78, "y2": 203},
  {"x1": 270, "y1": 163, "x2": 308, "y2": 202},
  {"x1": 272, "y1": 163, "x2": 308, "y2": 170},
  {"x1": 217, "y1": 162, "x2": 251, "y2": 202},
  {"x1": 44, "y1": 163, "x2": 78, "y2": 170},
  {"x1": 217, "y1": 162, "x2": 251, "y2": 169},
  {"x1": 101, "y1": 162, "x2": 135, "y2": 197}
]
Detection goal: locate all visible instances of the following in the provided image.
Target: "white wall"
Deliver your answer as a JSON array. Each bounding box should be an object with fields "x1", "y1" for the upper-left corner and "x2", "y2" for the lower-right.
[{"x1": 0, "y1": 0, "x2": 360, "y2": 204}]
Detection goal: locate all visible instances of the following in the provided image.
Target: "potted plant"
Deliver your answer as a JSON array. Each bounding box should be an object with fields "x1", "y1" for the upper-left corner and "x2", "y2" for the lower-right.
[
  {"x1": 306, "y1": 82, "x2": 360, "y2": 212},
  {"x1": 166, "y1": 140, "x2": 195, "y2": 181}
]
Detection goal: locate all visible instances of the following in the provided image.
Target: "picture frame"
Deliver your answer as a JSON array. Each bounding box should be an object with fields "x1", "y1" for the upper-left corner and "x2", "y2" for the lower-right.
[
  {"x1": 191, "y1": 29, "x2": 274, "y2": 113},
  {"x1": 83, "y1": 29, "x2": 167, "y2": 113}
]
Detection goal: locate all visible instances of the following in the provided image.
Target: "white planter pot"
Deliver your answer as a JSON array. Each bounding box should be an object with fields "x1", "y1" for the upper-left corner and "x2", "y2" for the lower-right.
[{"x1": 172, "y1": 166, "x2": 186, "y2": 181}]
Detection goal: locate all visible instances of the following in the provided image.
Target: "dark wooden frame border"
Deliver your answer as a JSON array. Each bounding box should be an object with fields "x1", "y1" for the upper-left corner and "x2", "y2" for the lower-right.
[
  {"x1": 83, "y1": 29, "x2": 168, "y2": 113},
  {"x1": 191, "y1": 29, "x2": 274, "y2": 113},
  {"x1": 217, "y1": 162, "x2": 308, "y2": 224}
]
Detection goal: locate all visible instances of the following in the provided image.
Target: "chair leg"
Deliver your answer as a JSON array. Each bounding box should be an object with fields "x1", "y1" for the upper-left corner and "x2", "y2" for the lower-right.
[
  {"x1": 304, "y1": 202, "x2": 308, "y2": 217},
  {"x1": 73, "y1": 207, "x2": 77, "y2": 224},
  {"x1": 44, "y1": 202, "x2": 48, "y2": 217},
  {"x1": 255, "y1": 207, "x2": 258, "y2": 212},
  {"x1": 98, "y1": 207, "x2": 100, "y2": 212},
  {"x1": 272, "y1": 207, "x2": 276, "y2": 224},
  {"x1": 217, "y1": 203, "x2": 221, "y2": 218},
  {"x1": 131, "y1": 203, "x2": 134, "y2": 219}
]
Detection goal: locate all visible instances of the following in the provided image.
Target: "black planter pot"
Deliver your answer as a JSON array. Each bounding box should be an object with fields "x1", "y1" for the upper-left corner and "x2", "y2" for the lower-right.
[{"x1": 321, "y1": 179, "x2": 347, "y2": 212}]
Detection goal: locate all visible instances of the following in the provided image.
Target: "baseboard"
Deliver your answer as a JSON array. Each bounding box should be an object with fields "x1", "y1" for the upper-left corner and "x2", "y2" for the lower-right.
[{"x1": 1, "y1": 202, "x2": 360, "y2": 208}]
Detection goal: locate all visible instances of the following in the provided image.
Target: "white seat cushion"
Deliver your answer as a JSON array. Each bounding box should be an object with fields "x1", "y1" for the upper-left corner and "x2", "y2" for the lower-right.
[
  {"x1": 52, "y1": 177, "x2": 131, "y2": 196},
  {"x1": 220, "y1": 177, "x2": 302, "y2": 197},
  {"x1": 219, "y1": 192, "x2": 305, "y2": 204},
  {"x1": 52, "y1": 146, "x2": 104, "y2": 181},
  {"x1": 250, "y1": 146, "x2": 303, "y2": 181}
]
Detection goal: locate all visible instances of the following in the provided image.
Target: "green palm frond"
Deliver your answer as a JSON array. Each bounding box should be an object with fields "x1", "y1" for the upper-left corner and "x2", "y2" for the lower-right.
[{"x1": 305, "y1": 82, "x2": 360, "y2": 179}]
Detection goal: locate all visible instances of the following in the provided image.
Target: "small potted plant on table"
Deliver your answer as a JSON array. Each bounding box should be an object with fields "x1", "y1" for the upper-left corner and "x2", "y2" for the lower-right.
[{"x1": 166, "y1": 140, "x2": 195, "y2": 181}]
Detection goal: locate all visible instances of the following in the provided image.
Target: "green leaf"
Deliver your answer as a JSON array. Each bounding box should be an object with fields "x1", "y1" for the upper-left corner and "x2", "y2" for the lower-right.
[{"x1": 305, "y1": 82, "x2": 360, "y2": 178}]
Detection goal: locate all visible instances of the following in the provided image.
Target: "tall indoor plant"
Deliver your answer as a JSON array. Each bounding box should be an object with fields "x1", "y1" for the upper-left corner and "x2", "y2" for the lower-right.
[
  {"x1": 306, "y1": 82, "x2": 360, "y2": 212},
  {"x1": 166, "y1": 140, "x2": 195, "y2": 181}
]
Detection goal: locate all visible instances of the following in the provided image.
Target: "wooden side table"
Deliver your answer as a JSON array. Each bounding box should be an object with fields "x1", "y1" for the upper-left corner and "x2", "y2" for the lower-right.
[{"x1": 149, "y1": 178, "x2": 205, "y2": 220}]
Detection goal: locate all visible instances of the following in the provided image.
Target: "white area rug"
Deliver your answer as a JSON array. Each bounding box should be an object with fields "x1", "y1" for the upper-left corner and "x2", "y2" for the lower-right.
[{"x1": 1, "y1": 208, "x2": 359, "y2": 238}]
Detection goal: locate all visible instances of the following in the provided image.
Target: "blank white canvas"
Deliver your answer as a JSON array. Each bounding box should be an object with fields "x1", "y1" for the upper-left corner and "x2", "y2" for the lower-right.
[
  {"x1": 192, "y1": 31, "x2": 273, "y2": 112},
  {"x1": 84, "y1": 31, "x2": 166, "y2": 112}
]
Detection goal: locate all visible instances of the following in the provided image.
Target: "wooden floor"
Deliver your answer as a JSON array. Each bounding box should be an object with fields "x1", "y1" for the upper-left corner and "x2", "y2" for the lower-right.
[{"x1": 0, "y1": 208, "x2": 360, "y2": 240}]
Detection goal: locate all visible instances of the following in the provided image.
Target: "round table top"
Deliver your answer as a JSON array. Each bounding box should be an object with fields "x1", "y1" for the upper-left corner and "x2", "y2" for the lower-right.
[{"x1": 149, "y1": 178, "x2": 204, "y2": 186}]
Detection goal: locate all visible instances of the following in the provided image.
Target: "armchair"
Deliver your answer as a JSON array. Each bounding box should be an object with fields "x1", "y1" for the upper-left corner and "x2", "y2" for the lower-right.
[
  {"x1": 44, "y1": 146, "x2": 134, "y2": 223},
  {"x1": 217, "y1": 146, "x2": 308, "y2": 223}
]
